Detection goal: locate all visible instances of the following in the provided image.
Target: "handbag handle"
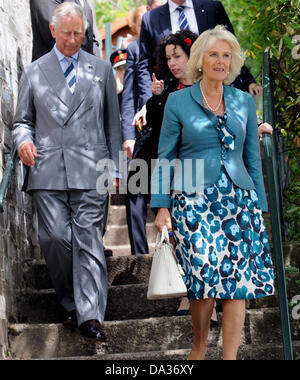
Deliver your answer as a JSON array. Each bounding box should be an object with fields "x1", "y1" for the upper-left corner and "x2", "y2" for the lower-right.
[{"x1": 156, "y1": 225, "x2": 170, "y2": 246}]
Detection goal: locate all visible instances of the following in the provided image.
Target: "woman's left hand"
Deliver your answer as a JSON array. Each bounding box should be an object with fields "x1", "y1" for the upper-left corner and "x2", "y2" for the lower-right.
[{"x1": 258, "y1": 122, "x2": 273, "y2": 140}]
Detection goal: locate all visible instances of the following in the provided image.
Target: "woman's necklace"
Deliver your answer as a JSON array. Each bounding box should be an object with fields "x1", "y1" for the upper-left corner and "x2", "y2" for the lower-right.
[{"x1": 200, "y1": 81, "x2": 223, "y2": 112}]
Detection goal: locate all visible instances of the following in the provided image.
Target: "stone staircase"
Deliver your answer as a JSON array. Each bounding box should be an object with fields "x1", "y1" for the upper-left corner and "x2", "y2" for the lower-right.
[{"x1": 7, "y1": 195, "x2": 300, "y2": 360}]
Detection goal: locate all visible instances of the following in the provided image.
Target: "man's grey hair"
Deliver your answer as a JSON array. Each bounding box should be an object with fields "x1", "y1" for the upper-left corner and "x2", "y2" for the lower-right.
[{"x1": 51, "y1": 2, "x2": 89, "y2": 31}]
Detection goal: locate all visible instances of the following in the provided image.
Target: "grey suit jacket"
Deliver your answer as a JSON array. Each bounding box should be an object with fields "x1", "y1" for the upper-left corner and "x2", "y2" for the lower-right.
[{"x1": 13, "y1": 48, "x2": 121, "y2": 192}]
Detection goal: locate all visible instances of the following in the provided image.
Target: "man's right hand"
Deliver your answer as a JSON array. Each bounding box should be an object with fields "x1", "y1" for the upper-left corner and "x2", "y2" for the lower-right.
[
  {"x1": 122, "y1": 139, "x2": 136, "y2": 160},
  {"x1": 132, "y1": 104, "x2": 147, "y2": 128},
  {"x1": 18, "y1": 142, "x2": 38, "y2": 166}
]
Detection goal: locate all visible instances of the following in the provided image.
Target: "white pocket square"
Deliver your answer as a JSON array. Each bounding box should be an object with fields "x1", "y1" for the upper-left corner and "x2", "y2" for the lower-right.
[{"x1": 93, "y1": 76, "x2": 102, "y2": 82}]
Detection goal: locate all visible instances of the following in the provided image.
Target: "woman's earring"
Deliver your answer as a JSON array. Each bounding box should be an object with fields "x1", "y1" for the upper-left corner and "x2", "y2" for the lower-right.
[{"x1": 199, "y1": 67, "x2": 202, "y2": 72}]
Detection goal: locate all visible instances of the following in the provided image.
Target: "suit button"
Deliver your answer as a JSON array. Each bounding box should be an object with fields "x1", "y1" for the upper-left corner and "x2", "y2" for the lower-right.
[{"x1": 85, "y1": 144, "x2": 89, "y2": 150}]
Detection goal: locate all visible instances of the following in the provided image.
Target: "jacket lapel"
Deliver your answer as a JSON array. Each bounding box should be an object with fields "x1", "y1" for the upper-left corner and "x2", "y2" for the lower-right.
[
  {"x1": 190, "y1": 81, "x2": 215, "y2": 122},
  {"x1": 192, "y1": 0, "x2": 208, "y2": 34},
  {"x1": 190, "y1": 82, "x2": 236, "y2": 127},
  {"x1": 223, "y1": 85, "x2": 246, "y2": 136},
  {"x1": 191, "y1": 83, "x2": 243, "y2": 135},
  {"x1": 39, "y1": 49, "x2": 73, "y2": 107},
  {"x1": 158, "y1": 4, "x2": 172, "y2": 40}
]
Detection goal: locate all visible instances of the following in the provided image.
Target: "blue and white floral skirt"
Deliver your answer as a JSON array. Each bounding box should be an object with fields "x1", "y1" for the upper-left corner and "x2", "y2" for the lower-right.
[{"x1": 171, "y1": 164, "x2": 275, "y2": 301}]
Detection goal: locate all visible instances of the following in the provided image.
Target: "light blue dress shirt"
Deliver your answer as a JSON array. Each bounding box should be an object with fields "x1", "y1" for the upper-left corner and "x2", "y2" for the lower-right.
[{"x1": 53, "y1": 44, "x2": 80, "y2": 77}]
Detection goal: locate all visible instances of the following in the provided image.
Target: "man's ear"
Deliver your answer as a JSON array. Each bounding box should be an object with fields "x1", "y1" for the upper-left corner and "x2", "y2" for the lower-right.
[{"x1": 49, "y1": 24, "x2": 56, "y2": 39}]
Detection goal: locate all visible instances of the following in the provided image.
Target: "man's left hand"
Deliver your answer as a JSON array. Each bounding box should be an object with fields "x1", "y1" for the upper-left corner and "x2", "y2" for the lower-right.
[
  {"x1": 249, "y1": 83, "x2": 262, "y2": 96},
  {"x1": 258, "y1": 122, "x2": 273, "y2": 140}
]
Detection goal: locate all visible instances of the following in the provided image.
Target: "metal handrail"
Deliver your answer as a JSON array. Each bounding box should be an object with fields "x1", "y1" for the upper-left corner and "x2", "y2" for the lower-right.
[
  {"x1": 105, "y1": 22, "x2": 113, "y2": 62},
  {"x1": 0, "y1": 146, "x2": 18, "y2": 213},
  {"x1": 262, "y1": 51, "x2": 294, "y2": 360},
  {"x1": 105, "y1": 22, "x2": 124, "y2": 58}
]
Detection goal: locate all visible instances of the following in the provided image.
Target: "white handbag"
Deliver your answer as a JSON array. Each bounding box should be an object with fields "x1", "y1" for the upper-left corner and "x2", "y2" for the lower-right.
[{"x1": 147, "y1": 226, "x2": 187, "y2": 300}]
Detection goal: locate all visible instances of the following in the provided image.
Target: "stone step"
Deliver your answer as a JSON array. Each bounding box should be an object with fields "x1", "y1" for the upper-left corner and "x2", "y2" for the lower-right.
[
  {"x1": 13, "y1": 279, "x2": 299, "y2": 324},
  {"x1": 21, "y1": 240, "x2": 300, "y2": 290},
  {"x1": 107, "y1": 205, "x2": 155, "y2": 226},
  {"x1": 103, "y1": 222, "x2": 157, "y2": 247},
  {"x1": 9, "y1": 317, "x2": 194, "y2": 360},
  {"x1": 8, "y1": 308, "x2": 300, "y2": 360},
  {"x1": 22, "y1": 254, "x2": 155, "y2": 290},
  {"x1": 15, "y1": 285, "x2": 181, "y2": 324},
  {"x1": 35, "y1": 341, "x2": 300, "y2": 360},
  {"x1": 105, "y1": 243, "x2": 156, "y2": 257}
]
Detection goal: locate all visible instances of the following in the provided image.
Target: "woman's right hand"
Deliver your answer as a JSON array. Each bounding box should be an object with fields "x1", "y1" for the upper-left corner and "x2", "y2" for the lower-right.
[
  {"x1": 154, "y1": 208, "x2": 172, "y2": 233},
  {"x1": 151, "y1": 73, "x2": 164, "y2": 96}
]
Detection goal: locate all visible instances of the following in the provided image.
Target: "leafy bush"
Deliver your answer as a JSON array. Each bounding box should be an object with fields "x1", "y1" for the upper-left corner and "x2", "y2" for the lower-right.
[
  {"x1": 222, "y1": 0, "x2": 300, "y2": 242},
  {"x1": 95, "y1": 0, "x2": 145, "y2": 28}
]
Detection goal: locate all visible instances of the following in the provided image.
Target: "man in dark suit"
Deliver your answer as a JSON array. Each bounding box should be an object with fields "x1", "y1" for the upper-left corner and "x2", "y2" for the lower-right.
[
  {"x1": 121, "y1": 0, "x2": 166, "y2": 256},
  {"x1": 30, "y1": 0, "x2": 100, "y2": 61},
  {"x1": 138, "y1": 0, "x2": 262, "y2": 107}
]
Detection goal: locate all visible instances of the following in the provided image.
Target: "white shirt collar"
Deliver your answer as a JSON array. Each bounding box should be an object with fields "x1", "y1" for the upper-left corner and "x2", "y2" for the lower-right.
[{"x1": 168, "y1": 0, "x2": 194, "y2": 14}]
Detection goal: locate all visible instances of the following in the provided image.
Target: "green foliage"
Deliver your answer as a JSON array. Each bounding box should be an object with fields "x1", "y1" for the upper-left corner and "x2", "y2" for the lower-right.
[
  {"x1": 95, "y1": 0, "x2": 146, "y2": 28},
  {"x1": 221, "y1": 0, "x2": 300, "y2": 242},
  {"x1": 283, "y1": 151, "x2": 300, "y2": 241},
  {"x1": 285, "y1": 265, "x2": 300, "y2": 305}
]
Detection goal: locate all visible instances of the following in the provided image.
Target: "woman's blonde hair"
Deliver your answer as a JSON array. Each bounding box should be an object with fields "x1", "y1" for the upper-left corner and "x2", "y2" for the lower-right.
[{"x1": 187, "y1": 25, "x2": 245, "y2": 85}]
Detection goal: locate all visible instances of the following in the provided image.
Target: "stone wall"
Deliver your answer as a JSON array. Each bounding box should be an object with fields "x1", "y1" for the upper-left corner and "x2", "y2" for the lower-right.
[{"x1": 0, "y1": 0, "x2": 39, "y2": 359}]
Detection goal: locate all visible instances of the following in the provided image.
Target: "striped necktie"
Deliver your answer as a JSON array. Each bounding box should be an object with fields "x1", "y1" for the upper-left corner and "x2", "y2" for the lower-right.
[
  {"x1": 64, "y1": 60, "x2": 76, "y2": 94},
  {"x1": 176, "y1": 6, "x2": 190, "y2": 30}
]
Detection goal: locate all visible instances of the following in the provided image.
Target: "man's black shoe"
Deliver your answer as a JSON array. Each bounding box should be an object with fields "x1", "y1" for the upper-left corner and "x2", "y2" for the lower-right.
[
  {"x1": 104, "y1": 247, "x2": 113, "y2": 257},
  {"x1": 79, "y1": 319, "x2": 107, "y2": 341},
  {"x1": 62, "y1": 310, "x2": 77, "y2": 330}
]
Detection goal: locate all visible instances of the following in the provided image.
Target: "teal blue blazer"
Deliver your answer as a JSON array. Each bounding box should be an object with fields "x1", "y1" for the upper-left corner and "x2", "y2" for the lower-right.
[{"x1": 150, "y1": 83, "x2": 268, "y2": 212}]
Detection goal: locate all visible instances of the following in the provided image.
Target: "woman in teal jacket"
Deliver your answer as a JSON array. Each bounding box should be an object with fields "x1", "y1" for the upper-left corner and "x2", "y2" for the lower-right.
[{"x1": 151, "y1": 25, "x2": 275, "y2": 360}]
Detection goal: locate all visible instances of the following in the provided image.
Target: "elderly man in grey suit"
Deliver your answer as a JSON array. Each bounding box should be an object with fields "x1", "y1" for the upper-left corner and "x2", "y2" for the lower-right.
[{"x1": 13, "y1": 2, "x2": 121, "y2": 341}]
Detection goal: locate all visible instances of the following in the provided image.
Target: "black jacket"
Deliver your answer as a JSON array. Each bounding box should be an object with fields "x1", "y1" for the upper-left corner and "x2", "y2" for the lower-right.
[
  {"x1": 30, "y1": 0, "x2": 99, "y2": 61},
  {"x1": 133, "y1": 78, "x2": 178, "y2": 163}
]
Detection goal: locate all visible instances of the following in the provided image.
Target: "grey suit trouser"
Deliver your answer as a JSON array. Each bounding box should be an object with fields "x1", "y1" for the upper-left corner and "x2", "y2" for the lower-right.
[{"x1": 32, "y1": 189, "x2": 108, "y2": 326}]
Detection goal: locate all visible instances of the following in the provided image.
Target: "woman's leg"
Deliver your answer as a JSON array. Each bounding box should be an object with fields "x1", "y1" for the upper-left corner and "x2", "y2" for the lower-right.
[
  {"x1": 188, "y1": 298, "x2": 215, "y2": 360},
  {"x1": 176, "y1": 298, "x2": 219, "y2": 328},
  {"x1": 221, "y1": 299, "x2": 246, "y2": 360}
]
